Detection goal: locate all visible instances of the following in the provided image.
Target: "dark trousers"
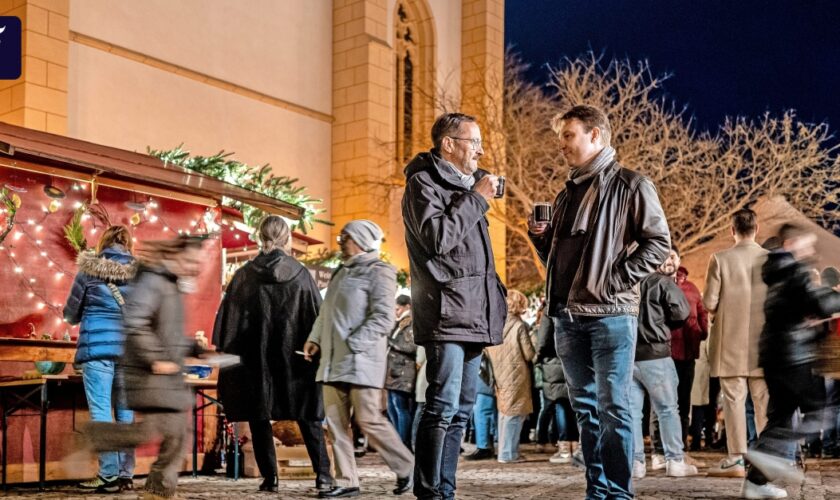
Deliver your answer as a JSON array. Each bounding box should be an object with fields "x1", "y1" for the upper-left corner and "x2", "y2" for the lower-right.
[
  {"x1": 248, "y1": 419, "x2": 332, "y2": 487},
  {"x1": 746, "y1": 364, "x2": 825, "y2": 485},
  {"x1": 690, "y1": 377, "x2": 720, "y2": 449}
]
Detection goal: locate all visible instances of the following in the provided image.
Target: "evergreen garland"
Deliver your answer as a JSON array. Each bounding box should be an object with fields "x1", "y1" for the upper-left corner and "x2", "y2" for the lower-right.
[{"x1": 147, "y1": 145, "x2": 329, "y2": 232}]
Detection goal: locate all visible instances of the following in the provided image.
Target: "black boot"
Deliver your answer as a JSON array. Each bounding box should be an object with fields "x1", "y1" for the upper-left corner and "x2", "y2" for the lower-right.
[
  {"x1": 464, "y1": 448, "x2": 495, "y2": 460},
  {"x1": 259, "y1": 476, "x2": 278, "y2": 492},
  {"x1": 393, "y1": 475, "x2": 413, "y2": 495}
]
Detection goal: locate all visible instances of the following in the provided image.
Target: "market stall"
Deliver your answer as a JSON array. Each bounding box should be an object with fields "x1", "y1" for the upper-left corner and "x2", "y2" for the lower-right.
[{"x1": 0, "y1": 123, "x2": 312, "y2": 484}]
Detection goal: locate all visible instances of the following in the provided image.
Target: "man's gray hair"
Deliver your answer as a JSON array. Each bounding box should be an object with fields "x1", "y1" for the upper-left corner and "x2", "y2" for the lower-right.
[
  {"x1": 431, "y1": 112, "x2": 477, "y2": 149},
  {"x1": 551, "y1": 105, "x2": 612, "y2": 146}
]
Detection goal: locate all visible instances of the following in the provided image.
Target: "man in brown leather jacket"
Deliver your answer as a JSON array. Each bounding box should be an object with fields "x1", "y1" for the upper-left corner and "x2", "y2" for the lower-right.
[{"x1": 529, "y1": 105, "x2": 670, "y2": 499}]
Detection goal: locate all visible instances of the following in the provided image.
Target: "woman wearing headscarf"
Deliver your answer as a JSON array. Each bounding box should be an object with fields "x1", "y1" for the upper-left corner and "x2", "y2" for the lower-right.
[
  {"x1": 213, "y1": 215, "x2": 332, "y2": 493},
  {"x1": 64, "y1": 225, "x2": 138, "y2": 493}
]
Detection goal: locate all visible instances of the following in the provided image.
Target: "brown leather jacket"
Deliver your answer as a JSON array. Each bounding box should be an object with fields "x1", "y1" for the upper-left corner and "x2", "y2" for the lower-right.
[{"x1": 529, "y1": 162, "x2": 670, "y2": 317}]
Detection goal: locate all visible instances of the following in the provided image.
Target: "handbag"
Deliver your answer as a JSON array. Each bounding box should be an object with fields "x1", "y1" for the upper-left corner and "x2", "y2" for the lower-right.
[{"x1": 479, "y1": 350, "x2": 495, "y2": 388}]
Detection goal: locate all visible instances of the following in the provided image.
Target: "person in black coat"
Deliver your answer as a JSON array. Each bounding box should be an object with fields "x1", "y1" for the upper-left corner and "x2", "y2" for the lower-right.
[
  {"x1": 742, "y1": 223, "x2": 840, "y2": 498},
  {"x1": 213, "y1": 216, "x2": 332, "y2": 493}
]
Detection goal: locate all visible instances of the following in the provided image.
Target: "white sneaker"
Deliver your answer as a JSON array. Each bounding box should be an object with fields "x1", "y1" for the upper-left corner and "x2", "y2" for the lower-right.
[
  {"x1": 708, "y1": 455, "x2": 746, "y2": 478},
  {"x1": 740, "y1": 479, "x2": 788, "y2": 499},
  {"x1": 632, "y1": 460, "x2": 646, "y2": 479},
  {"x1": 745, "y1": 450, "x2": 805, "y2": 484},
  {"x1": 549, "y1": 442, "x2": 571, "y2": 464},
  {"x1": 651, "y1": 453, "x2": 666, "y2": 471},
  {"x1": 666, "y1": 458, "x2": 699, "y2": 477},
  {"x1": 684, "y1": 452, "x2": 706, "y2": 468}
]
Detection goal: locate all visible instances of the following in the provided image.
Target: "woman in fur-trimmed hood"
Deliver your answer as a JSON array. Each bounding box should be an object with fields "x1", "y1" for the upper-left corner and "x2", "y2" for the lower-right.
[{"x1": 63, "y1": 225, "x2": 137, "y2": 493}]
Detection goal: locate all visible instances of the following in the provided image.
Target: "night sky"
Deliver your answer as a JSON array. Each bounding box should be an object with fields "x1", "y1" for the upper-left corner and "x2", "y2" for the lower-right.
[{"x1": 505, "y1": 0, "x2": 840, "y2": 135}]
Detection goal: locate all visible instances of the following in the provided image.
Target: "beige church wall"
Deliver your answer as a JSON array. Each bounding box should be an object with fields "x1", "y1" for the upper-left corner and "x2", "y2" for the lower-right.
[
  {"x1": 66, "y1": 44, "x2": 333, "y2": 246},
  {"x1": 68, "y1": 0, "x2": 332, "y2": 115}
]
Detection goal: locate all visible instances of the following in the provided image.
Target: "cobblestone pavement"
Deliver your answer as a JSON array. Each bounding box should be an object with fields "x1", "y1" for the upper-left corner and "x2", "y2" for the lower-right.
[{"x1": 3, "y1": 446, "x2": 840, "y2": 499}]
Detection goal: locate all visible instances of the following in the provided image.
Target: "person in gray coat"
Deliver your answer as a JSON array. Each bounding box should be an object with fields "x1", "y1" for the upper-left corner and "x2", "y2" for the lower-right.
[
  {"x1": 303, "y1": 220, "x2": 414, "y2": 498},
  {"x1": 83, "y1": 235, "x2": 209, "y2": 500}
]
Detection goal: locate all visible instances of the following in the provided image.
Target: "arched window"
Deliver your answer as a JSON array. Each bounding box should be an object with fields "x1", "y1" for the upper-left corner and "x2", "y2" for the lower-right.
[{"x1": 395, "y1": 3, "x2": 416, "y2": 163}]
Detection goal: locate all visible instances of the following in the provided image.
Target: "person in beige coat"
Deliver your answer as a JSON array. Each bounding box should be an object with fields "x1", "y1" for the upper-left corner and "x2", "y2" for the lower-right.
[
  {"x1": 486, "y1": 289, "x2": 536, "y2": 463},
  {"x1": 703, "y1": 208, "x2": 769, "y2": 478}
]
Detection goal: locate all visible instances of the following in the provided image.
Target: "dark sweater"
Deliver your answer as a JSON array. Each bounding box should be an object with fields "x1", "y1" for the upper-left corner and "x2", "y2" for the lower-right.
[
  {"x1": 548, "y1": 177, "x2": 593, "y2": 317},
  {"x1": 636, "y1": 273, "x2": 689, "y2": 361}
]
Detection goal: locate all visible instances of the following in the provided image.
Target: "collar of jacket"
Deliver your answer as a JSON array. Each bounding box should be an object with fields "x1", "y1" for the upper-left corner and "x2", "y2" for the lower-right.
[
  {"x1": 408, "y1": 149, "x2": 489, "y2": 191},
  {"x1": 77, "y1": 247, "x2": 137, "y2": 281},
  {"x1": 342, "y1": 250, "x2": 380, "y2": 268}
]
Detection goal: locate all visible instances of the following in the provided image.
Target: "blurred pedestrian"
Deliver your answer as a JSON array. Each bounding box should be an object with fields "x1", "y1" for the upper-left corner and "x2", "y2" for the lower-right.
[
  {"x1": 213, "y1": 215, "x2": 332, "y2": 492},
  {"x1": 64, "y1": 225, "x2": 138, "y2": 493},
  {"x1": 742, "y1": 223, "x2": 840, "y2": 499},
  {"x1": 83, "y1": 235, "x2": 210, "y2": 500}
]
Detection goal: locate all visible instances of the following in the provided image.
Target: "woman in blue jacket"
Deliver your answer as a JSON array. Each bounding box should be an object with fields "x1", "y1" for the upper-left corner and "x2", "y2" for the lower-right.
[{"x1": 64, "y1": 225, "x2": 138, "y2": 493}]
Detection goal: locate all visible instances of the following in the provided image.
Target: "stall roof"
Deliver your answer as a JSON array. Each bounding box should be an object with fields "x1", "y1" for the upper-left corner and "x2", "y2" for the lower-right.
[{"x1": 0, "y1": 123, "x2": 304, "y2": 220}]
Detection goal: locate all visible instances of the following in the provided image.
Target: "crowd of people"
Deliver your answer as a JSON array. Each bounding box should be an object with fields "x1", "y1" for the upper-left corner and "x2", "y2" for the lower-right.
[{"x1": 60, "y1": 106, "x2": 840, "y2": 500}]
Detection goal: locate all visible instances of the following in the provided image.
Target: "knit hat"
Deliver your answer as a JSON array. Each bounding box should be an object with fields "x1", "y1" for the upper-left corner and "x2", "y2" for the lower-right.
[{"x1": 342, "y1": 219, "x2": 383, "y2": 252}]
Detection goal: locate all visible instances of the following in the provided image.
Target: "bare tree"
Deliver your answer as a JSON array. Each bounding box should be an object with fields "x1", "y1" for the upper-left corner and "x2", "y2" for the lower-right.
[{"x1": 493, "y1": 51, "x2": 839, "y2": 290}]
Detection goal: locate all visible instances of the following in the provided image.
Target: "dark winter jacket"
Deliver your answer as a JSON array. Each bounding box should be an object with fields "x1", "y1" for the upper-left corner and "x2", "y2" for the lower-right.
[
  {"x1": 213, "y1": 249, "x2": 324, "y2": 422},
  {"x1": 670, "y1": 278, "x2": 708, "y2": 361},
  {"x1": 636, "y1": 273, "x2": 689, "y2": 361},
  {"x1": 63, "y1": 245, "x2": 137, "y2": 364},
  {"x1": 528, "y1": 162, "x2": 671, "y2": 317},
  {"x1": 401, "y1": 150, "x2": 507, "y2": 345},
  {"x1": 120, "y1": 264, "x2": 204, "y2": 412},
  {"x1": 384, "y1": 314, "x2": 417, "y2": 393},
  {"x1": 535, "y1": 314, "x2": 568, "y2": 402},
  {"x1": 760, "y1": 250, "x2": 840, "y2": 369}
]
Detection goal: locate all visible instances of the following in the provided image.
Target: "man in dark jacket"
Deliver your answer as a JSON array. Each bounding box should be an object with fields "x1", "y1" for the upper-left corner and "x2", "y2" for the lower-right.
[
  {"x1": 402, "y1": 112, "x2": 508, "y2": 500},
  {"x1": 630, "y1": 256, "x2": 696, "y2": 479},
  {"x1": 528, "y1": 105, "x2": 670, "y2": 499},
  {"x1": 742, "y1": 223, "x2": 840, "y2": 499},
  {"x1": 213, "y1": 215, "x2": 331, "y2": 492}
]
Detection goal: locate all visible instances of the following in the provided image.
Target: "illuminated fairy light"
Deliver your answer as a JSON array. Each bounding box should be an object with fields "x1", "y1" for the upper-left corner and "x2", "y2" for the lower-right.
[
  {"x1": 55, "y1": 272, "x2": 64, "y2": 279},
  {"x1": 91, "y1": 228, "x2": 97, "y2": 235},
  {"x1": 163, "y1": 226, "x2": 169, "y2": 232},
  {"x1": 35, "y1": 225, "x2": 42, "y2": 231},
  {"x1": 13, "y1": 232, "x2": 21, "y2": 240},
  {"x1": 36, "y1": 302, "x2": 45, "y2": 310},
  {"x1": 13, "y1": 266, "x2": 22, "y2": 273},
  {"x1": 40, "y1": 251, "x2": 47, "y2": 257},
  {"x1": 35, "y1": 240, "x2": 42, "y2": 245},
  {"x1": 27, "y1": 219, "x2": 34, "y2": 225},
  {"x1": 27, "y1": 292, "x2": 34, "y2": 299},
  {"x1": 29, "y1": 278, "x2": 36, "y2": 283},
  {"x1": 55, "y1": 318, "x2": 63, "y2": 325},
  {"x1": 47, "y1": 262, "x2": 54, "y2": 267},
  {"x1": 149, "y1": 215, "x2": 158, "y2": 223},
  {"x1": 73, "y1": 201, "x2": 82, "y2": 209}
]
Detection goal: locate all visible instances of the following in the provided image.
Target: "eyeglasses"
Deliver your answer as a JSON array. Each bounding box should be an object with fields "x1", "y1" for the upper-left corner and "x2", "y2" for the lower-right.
[
  {"x1": 448, "y1": 137, "x2": 483, "y2": 149},
  {"x1": 336, "y1": 233, "x2": 349, "y2": 244}
]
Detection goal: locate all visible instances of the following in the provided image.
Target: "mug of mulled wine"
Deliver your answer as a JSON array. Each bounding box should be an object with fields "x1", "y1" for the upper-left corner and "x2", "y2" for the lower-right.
[{"x1": 533, "y1": 202, "x2": 552, "y2": 223}]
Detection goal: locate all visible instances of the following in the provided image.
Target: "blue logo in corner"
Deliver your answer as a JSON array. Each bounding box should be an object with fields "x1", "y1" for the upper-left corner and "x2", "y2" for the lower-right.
[{"x1": 0, "y1": 17, "x2": 21, "y2": 80}]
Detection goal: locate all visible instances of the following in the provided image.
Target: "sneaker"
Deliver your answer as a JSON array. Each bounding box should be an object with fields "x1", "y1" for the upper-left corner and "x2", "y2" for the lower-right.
[
  {"x1": 684, "y1": 453, "x2": 706, "y2": 468},
  {"x1": 632, "y1": 460, "x2": 646, "y2": 479},
  {"x1": 79, "y1": 475, "x2": 117, "y2": 490},
  {"x1": 464, "y1": 448, "x2": 495, "y2": 460},
  {"x1": 740, "y1": 479, "x2": 788, "y2": 499},
  {"x1": 708, "y1": 455, "x2": 746, "y2": 478},
  {"x1": 498, "y1": 455, "x2": 527, "y2": 464},
  {"x1": 745, "y1": 450, "x2": 805, "y2": 484},
  {"x1": 666, "y1": 459, "x2": 699, "y2": 477},
  {"x1": 651, "y1": 453, "x2": 666, "y2": 471},
  {"x1": 118, "y1": 477, "x2": 134, "y2": 491},
  {"x1": 550, "y1": 442, "x2": 572, "y2": 464},
  {"x1": 571, "y1": 447, "x2": 585, "y2": 469}
]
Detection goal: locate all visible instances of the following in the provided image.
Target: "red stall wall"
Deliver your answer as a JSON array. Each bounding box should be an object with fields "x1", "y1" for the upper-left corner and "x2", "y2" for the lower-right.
[{"x1": 0, "y1": 166, "x2": 222, "y2": 470}]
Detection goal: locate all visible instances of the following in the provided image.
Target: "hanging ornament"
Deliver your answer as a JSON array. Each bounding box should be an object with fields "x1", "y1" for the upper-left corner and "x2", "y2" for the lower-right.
[
  {"x1": 11, "y1": 193, "x2": 20, "y2": 208},
  {"x1": 130, "y1": 212, "x2": 141, "y2": 226},
  {"x1": 48, "y1": 199, "x2": 61, "y2": 213},
  {"x1": 44, "y1": 184, "x2": 66, "y2": 199}
]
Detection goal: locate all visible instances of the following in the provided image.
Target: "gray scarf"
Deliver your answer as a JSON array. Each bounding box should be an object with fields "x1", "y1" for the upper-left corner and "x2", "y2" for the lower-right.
[{"x1": 568, "y1": 146, "x2": 615, "y2": 235}]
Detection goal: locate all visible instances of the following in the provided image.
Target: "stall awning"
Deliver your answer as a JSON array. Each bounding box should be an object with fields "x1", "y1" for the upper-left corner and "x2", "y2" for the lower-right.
[{"x1": 0, "y1": 123, "x2": 304, "y2": 220}]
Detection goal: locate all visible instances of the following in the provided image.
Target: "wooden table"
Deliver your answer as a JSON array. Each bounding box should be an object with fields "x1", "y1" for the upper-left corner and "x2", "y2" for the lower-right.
[
  {"x1": 0, "y1": 374, "x2": 81, "y2": 491},
  {"x1": 0, "y1": 338, "x2": 76, "y2": 363}
]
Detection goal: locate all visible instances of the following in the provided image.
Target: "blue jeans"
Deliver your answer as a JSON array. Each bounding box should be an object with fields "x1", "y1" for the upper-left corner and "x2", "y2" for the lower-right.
[
  {"x1": 412, "y1": 402, "x2": 425, "y2": 451},
  {"x1": 473, "y1": 393, "x2": 497, "y2": 449},
  {"x1": 387, "y1": 389, "x2": 416, "y2": 450},
  {"x1": 82, "y1": 360, "x2": 135, "y2": 478},
  {"x1": 554, "y1": 315, "x2": 636, "y2": 500},
  {"x1": 497, "y1": 413, "x2": 525, "y2": 461},
  {"x1": 630, "y1": 358, "x2": 684, "y2": 462},
  {"x1": 414, "y1": 342, "x2": 482, "y2": 500}
]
